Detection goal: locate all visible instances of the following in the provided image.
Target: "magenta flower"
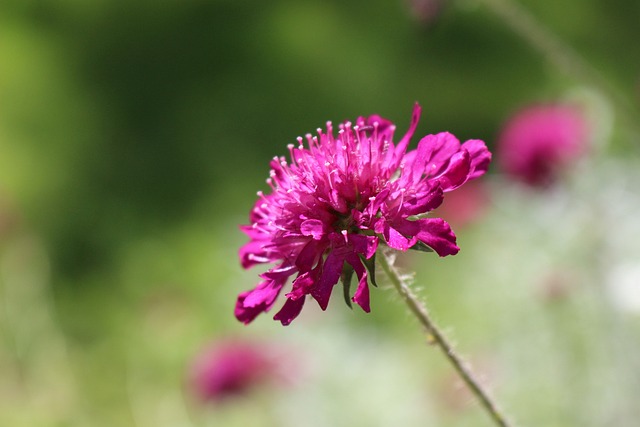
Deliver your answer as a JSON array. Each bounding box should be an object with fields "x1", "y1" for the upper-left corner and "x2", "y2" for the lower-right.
[
  {"x1": 188, "y1": 340, "x2": 279, "y2": 403},
  {"x1": 497, "y1": 103, "x2": 587, "y2": 187},
  {"x1": 236, "y1": 104, "x2": 491, "y2": 325}
]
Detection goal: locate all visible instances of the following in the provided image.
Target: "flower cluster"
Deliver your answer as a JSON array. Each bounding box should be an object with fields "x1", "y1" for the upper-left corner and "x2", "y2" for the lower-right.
[{"x1": 236, "y1": 104, "x2": 491, "y2": 325}]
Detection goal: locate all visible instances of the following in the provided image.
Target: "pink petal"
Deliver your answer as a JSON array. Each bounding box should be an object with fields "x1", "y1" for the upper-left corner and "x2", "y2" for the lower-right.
[
  {"x1": 310, "y1": 251, "x2": 344, "y2": 310},
  {"x1": 436, "y1": 150, "x2": 471, "y2": 192},
  {"x1": 462, "y1": 139, "x2": 491, "y2": 179},
  {"x1": 259, "y1": 263, "x2": 297, "y2": 280},
  {"x1": 413, "y1": 132, "x2": 462, "y2": 181},
  {"x1": 346, "y1": 254, "x2": 370, "y2": 313},
  {"x1": 300, "y1": 219, "x2": 326, "y2": 240},
  {"x1": 273, "y1": 297, "x2": 305, "y2": 326},
  {"x1": 392, "y1": 103, "x2": 422, "y2": 165},
  {"x1": 242, "y1": 279, "x2": 283, "y2": 308},
  {"x1": 235, "y1": 291, "x2": 264, "y2": 325},
  {"x1": 393, "y1": 218, "x2": 459, "y2": 257},
  {"x1": 285, "y1": 271, "x2": 316, "y2": 300},
  {"x1": 348, "y1": 234, "x2": 379, "y2": 259},
  {"x1": 383, "y1": 221, "x2": 417, "y2": 251},
  {"x1": 352, "y1": 282, "x2": 370, "y2": 313},
  {"x1": 363, "y1": 114, "x2": 395, "y2": 141},
  {"x1": 401, "y1": 185, "x2": 443, "y2": 216},
  {"x1": 235, "y1": 279, "x2": 286, "y2": 325},
  {"x1": 295, "y1": 239, "x2": 325, "y2": 270},
  {"x1": 239, "y1": 240, "x2": 272, "y2": 269},
  {"x1": 362, "y1": 188, "x2": 390, "y2": 220}
]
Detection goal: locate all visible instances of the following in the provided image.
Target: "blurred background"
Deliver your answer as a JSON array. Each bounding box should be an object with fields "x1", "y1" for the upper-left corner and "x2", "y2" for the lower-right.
[{"x1": 1, "y1": 0, "x2": 640, "y2": 426}]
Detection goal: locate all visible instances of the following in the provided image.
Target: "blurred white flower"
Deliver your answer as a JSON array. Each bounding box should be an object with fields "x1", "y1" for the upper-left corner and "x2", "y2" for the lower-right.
[{"x1": 607, "y1": 263, "x2": 640, "y2": 314}]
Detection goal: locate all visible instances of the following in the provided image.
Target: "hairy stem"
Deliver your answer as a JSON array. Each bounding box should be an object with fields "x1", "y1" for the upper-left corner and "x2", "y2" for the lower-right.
[{"x1": 378, "y1": 252, "x2": 514, "y2": 427}]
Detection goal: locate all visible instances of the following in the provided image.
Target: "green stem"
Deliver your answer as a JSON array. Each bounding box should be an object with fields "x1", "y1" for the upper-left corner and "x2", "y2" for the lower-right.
[
  {"x1": 476, "y1": 0, "x2": 640, "y2": 137},
  {"x1": 378, "y1": 252, "x2": 514, "y2": 427}
]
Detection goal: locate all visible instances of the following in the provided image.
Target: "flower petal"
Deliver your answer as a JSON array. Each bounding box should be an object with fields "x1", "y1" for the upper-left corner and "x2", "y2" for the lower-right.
[
  {"x1": 310, "y1": 251, "x2": 344, "y2": 310},
  {"x1": 383, "y1": 221, "x2": 417, "y2": 251},
  {"x1": 300, "y1": 219, "x2": 326, "y2": 240},
  {"x1": 400, "y1": 185, "x2": 444, "y2": 216},
  {"x1": 393, "y1": 218, "x2": 459, "y2": 257},
  {"x1": 391, "y1": 102, "x2": 422, "y2": 165},
  {"x1": 352, "y1": 282, "x2": 370, "y2": 313},
  {"x1": 295, "y1": 239, "x2": 325, "y2": 270},
  {"x1": 235, "y1": 279, "x2": 286, "y2": 324},
  {"x1": 273, "y1": 297, "x2": 305, "y2": 326},
  {"x1": 242, "y1": 280, "x2": 282, "y2": 309},
  {"x1": 348, "y1": 233, "x2": 378, "y2": 259},
  {"x1": 363, "y1": 114, "x2": 395, "y2": 142},
  {"x1": 436, "y1": 149, "x2": 471, "y2": 192},
  {"x1": 259, "y1": 263, "x2": 297, "y2": 280},
  {"x1": 235, "y1": 291, "x2": 264, "y2": 325},
  {"x1": 412, "y1": 132, "x2": 462, "y2": 182},
  {"x1": 239, "y1": 240, "x2": 272, "y2": 269},
  {"x1": 286, "y1": 270, "x2": 317, "y2": 300},
  {"x1": 346, "y1": 254, "x2": 370, "y2": 313},
  {"x1": 462, "y1": 139, "x2": 492, "y2": 180}
]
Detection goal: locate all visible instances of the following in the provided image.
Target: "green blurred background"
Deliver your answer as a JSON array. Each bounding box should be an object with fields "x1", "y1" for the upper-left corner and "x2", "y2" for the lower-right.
[{"x1": 1, "y1": 0, "x2": 640, "y2": 426}]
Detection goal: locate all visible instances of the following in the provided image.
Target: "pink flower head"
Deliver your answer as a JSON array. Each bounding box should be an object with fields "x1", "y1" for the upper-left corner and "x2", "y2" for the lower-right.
[
  {"x1": 188, "y1": 340, "x2": 279, "y2": 403},
  {"x1": 497, "y1": 103, "x2": 588, "y2": 187},
  {"x1": 237, "y1": 104, "x2": 491, "y2": 325}
]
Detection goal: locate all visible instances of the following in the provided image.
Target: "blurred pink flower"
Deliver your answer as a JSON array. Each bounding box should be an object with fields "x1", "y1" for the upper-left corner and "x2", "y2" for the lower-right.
[
  {"x1": 188, "y1": 340, "x2": 279, "y2": 403},
  {"x1": 497, "y1": 103, "x2": 587, "y2": 187},
  {"x1": 430, "y1": 180, "x2": 489, "y2": 229},
  {"x1": 407, "y1": 0, "x2": 444, "y2": 26},
  {"x1": 236, "y1": 104, "x2": 491, "y2": 325}
]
